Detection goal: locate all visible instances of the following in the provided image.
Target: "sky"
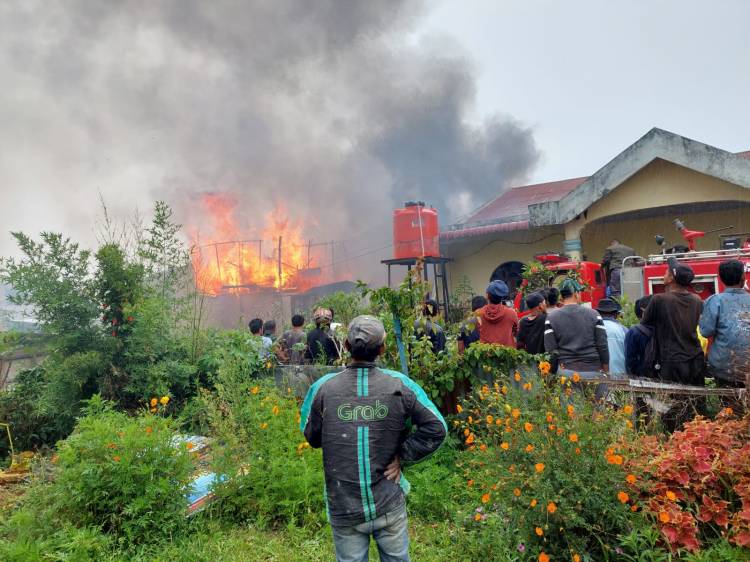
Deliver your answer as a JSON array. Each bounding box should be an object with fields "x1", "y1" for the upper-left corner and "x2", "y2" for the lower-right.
[
  {"x1": 423, "y1": 0, "x2": 750, "y2": 183},
  {"x1": 1, "y1": 0, "x2": 748, "y2": 277}
]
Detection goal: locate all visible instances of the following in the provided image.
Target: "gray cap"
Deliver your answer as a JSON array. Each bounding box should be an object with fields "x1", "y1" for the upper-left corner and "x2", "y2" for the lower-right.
[{"x1": 347, "y1": 315, "x2": 386, "y2": 348}]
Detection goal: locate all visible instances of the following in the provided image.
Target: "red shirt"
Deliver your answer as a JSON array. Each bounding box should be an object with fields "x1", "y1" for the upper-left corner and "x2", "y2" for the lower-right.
[{"x1": 478, "y1": 304, "x2": 518, "y2": 347}]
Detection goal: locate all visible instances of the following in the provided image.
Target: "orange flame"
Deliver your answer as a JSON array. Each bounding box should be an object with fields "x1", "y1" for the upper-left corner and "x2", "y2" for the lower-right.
[{"x1": 189, "y1": 194, "x2": 323, "y2": 295}]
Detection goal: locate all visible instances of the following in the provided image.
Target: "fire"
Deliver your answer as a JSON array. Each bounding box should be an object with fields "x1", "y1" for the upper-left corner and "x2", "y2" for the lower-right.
[{"x1": 189, "y1": 194, "x2": 322, "y2": 295}]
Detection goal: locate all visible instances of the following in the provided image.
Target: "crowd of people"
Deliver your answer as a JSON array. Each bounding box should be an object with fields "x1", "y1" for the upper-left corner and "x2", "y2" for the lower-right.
[
  {"x1": 450, "y1": 257, "x2": 750, "y2": 425},
  {"x1": 247, "y1": 306, "x2": 342, "y2": 366}
]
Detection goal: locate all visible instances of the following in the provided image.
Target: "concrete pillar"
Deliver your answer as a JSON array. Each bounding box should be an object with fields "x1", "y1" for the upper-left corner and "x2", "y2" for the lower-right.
[{"x1": 564, "y1": 218, "x2": 586, "y2": 261}]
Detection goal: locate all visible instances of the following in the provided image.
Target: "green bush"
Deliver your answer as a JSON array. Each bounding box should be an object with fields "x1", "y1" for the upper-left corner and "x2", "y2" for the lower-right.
[
  {"x1": 1, "y1": 396, "x2": 193, "y2": 550},
  {"x1": 204, "y1": 357, "x2": 325, "y2": 527},
  {"x1": 452, "y1": 368, "x2": 636, "y2": 559}
]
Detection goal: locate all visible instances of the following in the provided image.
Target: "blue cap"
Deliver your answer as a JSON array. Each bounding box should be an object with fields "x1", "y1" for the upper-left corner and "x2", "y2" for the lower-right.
[{"x1": 486, "y1": 280, "x2": 510, "y2": 299}]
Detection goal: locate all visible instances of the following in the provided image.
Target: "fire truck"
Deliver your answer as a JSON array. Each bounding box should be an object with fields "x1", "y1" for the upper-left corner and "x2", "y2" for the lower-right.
[{"x1": 508, "y1": 220, "x2": 750, "y2": 312}]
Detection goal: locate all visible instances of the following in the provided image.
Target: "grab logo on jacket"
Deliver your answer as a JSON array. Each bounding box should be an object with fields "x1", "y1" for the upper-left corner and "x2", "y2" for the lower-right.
[{"x1": 337, "y1": 400, "x2": 389, "y2": 422}]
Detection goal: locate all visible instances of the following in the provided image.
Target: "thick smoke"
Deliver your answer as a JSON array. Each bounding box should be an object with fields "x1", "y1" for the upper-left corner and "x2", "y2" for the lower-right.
[{"x1": 0, "y1": 1, "x2": 538, "y2": 280}]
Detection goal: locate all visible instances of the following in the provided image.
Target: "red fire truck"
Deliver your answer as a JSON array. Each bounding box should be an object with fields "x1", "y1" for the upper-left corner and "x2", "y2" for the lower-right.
[{"x1": 508, "y1": 221, "x2": 750, "y2": 313}]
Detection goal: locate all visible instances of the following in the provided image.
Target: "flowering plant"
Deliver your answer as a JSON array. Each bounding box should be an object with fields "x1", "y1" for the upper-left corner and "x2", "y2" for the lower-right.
[
  {"x1": 452, "y1": 364, "x2": 635, "y2": 559},
  {"x1": 624, "y1": 409, "x2": 750, "y2": 552}
]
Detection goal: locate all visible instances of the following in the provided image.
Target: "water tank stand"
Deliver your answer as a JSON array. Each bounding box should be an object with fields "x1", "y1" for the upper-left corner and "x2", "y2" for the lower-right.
[{"x1": 381, "y1": 256, "x2": 453, "y2": 319}]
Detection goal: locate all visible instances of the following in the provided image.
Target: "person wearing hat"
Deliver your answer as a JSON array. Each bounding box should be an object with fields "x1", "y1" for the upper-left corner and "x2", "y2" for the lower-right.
[
  {"x1": 305, "y1": 307, "x2": 341, "y2": 365},
  {"x1": 596, "y1": 298, "x2": 628, "y2": 375},
  {"x1": 477, "y1": 280, "x2": 519, "y2": 347},
  {"x1": 642, "y1": 257, "x2": 705, "y2": 430},
  {"x1": 516, "y1": 292, "x2": 547, "y2": 355},
  {"x1": 300, "y1": 315, "x2": 447, "y2": 562},
  {"x1": 543, "y1": 278, "x2": 609, "y2": 375}
]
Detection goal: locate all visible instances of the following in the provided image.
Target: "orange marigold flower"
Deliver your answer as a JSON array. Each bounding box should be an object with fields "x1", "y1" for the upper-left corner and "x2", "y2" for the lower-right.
[
  {"x1": 535, "y1": 526, "x2": 544, "y2": 536},
  {"x1": 145, "y1": 427, "x2": 152, "y2": 434},
  {"x1": 575, "y1": 447, "x2": 581, "y2": 454},
  {"x1": 112, "y1": 455, "x2": 121, "y2": 462},
  {"x1": 606, "y1": 447, "x2": 615, "y2": 456},
  {"x1": 474, "y1": 513, "x2": 482, "y2": 521},
  {"x1": 530, "y1": 499, "x2": 538, "y2": 507},
  {"x1": 467, "y1": 479, "x2": 474, "y2": 487},
  {"x1": 260, "y1": 422, "x2": 268, "y2": 429},
  {"x1": 539, "y1": 552, "x2": 550, "y2": 562},
  {"x1": 456, "y1": 405, "x2": 463, "y2": 413},
  {"x1": 523, "y1": 382, "x2": 532, "y2": 391},
  {"x1": 625, "y1": 419, "x2": 633, "y2": 429},
  {"x1": 548, "y1": 424, "x2": 556, "y2": 431},
  {"x1": 511, "y1": 408, "x2": 521, "y2": 419},
  {"x1": 495, "y1": 419, "x2": 503, "y2": 425},
  {"x1": 572, "y1": 372, "x2": 581, "y2": 383},
  {"x1": 464, "y1": 428, "x2": 470, "y2": 436},
  {"x1": 623, "y1": 404, "x2": 633, "y2": 415},
  {"x1": 617, "y1": 491, "x2": 629, "y2": 503},
  {"x1": 150, "y1": 398, "x2": 157, "y2": 407},
  {"x1": 569, "y1": 433, "x2": 578, "y2": 443},
  {"x1": 107, "y1": 442, "x2": 117, "y2": 449},
  {"x1": 547, "y1": 502, "x2": 557, "y2": 514},
  {"x1": 631, "y1": 504, "x2": 639, "y2": 512},
  {"x1": 513, "y1": 488, "x2": 521, "y2": 497},
  {"x1": 514, "y1": 371, "x2": 522, "y2": 382},
  {"x1": 186, "y1": 442, "x2": 194, "y2": 450},
  {"x1": 566, "y1": 404, "x2": 575, "y2": 416},
  {"x1": 659, "y1": 511, "x2": 670, "y2": 523},
  {"x1": 272, "y1": 405, "x2": 280, "y2": 415},
  {"x1": 481, "y1": 493, "x2": 490, "y2": 504},
  {"x1": 250, "y1": 386, "x2": 260, "y2": 395},
  {"x1": 479, "y1": 444, "x2": 487, "y2": 452},
  {"x1": 535, "y1": 463, "x2": 545, "y2": 473},
  {"x1": 573, "y1": 555, "x2": 581, "y2": 562},
  {"x1": 486, "y1": 415, "x2": 494, "y2": 424},
  {"x1": 524, "y1": 422, "x2": 534, "y2": 433},
  {"x1": 501, "y1": 442, "x2": 509, "y2": 450},
  {"x1": 546, "y1": 412, "x2": 554, "y2": 423},
  {"x1": 608, "y1": 454, "x2": 624, "y2": 465},
  {"x1": 465, "y1": 434, "x2": 475, "y2": 445},
  {"x1": 539, "y1": 361, "x2": 551, "y2": 375},
  {"x1": 556, "y1": 428, "x2": 564, "y2": 436},
  {"x1": 468, "y1": 415, "x2": 473, "y2": 424},
  {"x1": 150, "y1": 407, "x2": 157, "y2": 413},
  {"x1": 665, "y1": 491, "x2": 677, "y2": 501},
  {"x1": 626, "y1": 474, "x2": 637, "y2": 485},
  {"x1": 481, "y1": 385, "x2": 490, "y2": 394},
  {"x1": 501, "y1": 385, "x2": 508, "y2": 395},
  {"x1": 525, "y1": 444, "x2": 535, "y2": 453}
]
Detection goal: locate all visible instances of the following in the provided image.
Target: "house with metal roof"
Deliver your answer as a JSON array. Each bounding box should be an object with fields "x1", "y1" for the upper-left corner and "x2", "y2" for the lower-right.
[{"x1": 441, "y1": 128, "x2": 750, "y2": 293}]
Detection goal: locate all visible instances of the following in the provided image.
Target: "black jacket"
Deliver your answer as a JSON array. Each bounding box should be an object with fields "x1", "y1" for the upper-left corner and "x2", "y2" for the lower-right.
[{"x1": 300, "y1": 363, "x2": 446, "y2": 526}]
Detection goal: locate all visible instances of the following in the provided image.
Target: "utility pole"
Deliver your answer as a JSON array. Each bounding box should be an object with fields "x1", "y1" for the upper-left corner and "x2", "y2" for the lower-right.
[{"x1": 277, "y1": 236, "x2": 283, "y2": 290}]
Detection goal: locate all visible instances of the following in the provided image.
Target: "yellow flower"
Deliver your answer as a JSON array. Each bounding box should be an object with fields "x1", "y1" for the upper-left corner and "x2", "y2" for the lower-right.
[
  {"x1": 486, "y1": 415, "x2": 494, "y2": 424},
  {"x1": 272, "y1": 405, "x2": 280, "y2": 416},
  {"x1": 260, "y1": 422, "x2": 268, "y2": 429},
  {"x1": 535, "y1": 463, "x2": 545, "y2": 473},
  {"x1": 159, "y1": 396, "x2": 170, "y2": 406},
  {"x1": 666, "y1": 490, "x2": 677, "y2": 501},
  {"x1": 456, "y1": 404, "x2": 463, "y2": 413},
  {"x1": 481, "y1": 385, "x2": 490, "y2": 394},
  {"x1": 250, "y1": 386, "x2": 260, "y2": 395},
  {"x1": 559, "y1": 376, "x2": 567, "y2": 385},
  {"x1": 514, "y1": 371, "x2": 521, "y2": 382},
  {"x1": 547, "y1": 501, "x2": 557, "y2": 514},
  {"x1": 524, "y1": 422, "x2": 533, "y2": 433},
  {"x1": 623, "y1": 404, "x2": 633, "y2": 415},
  {"x1": 572, "y1": 372, "x2": 581, "y2": 383},
  {"x1": 626, "y1": 474, "x2": 637, "y2": 485},
  {"x1": 626, "y1": 419, "x2": 633, "y2": 429},
  {"x1": 501, "y1": 385, "x2": 508, "y2": 395},
  {"x1": 523, "y1": 382, "x2": 532, "y2": 391},
  {"x1": 511, "y1": 408, "x2": 521, "y2": 419},
  {"x1": 150, "y1": 407, "x2": 157, "y2": 413},
  {"x1": 539, "y1": 361, "x2": 551, "y2": 375},
  {"x1": 617, "y1": 491, "x2": 629, "y2": 503},
  {"x1": 265, "y1": 361, "x2": 272, "y2": 370},
  {"x1": 468, "y1": 415, "x2": 473, "y2": 424},
  {"x1": 530, "y1": 498, "x2": 538, "y2": 507},
  {"x1": 481, "y1": 493, "x2": 490, "y2": 504},
  {"x1": 535, "y1": 526, "x2": 544, "y2": 536},
  {"x1": 569, "y1": 433, "x2": 578, "y2": 443},
  {"x1": 474, "y1": 513, "x2": 482, "y2": 521},
  {"x1": 150, "y1": 398, "x2": 157, "y2": 407},
  {"x1": 501, "y1": 442, "x2": 509, "y2": 450}
]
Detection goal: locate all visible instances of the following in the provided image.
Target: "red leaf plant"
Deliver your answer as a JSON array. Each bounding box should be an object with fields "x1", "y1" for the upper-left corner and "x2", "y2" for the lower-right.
[{"x1": 623, "y1": 409, "x2": 750, "y2": 552}]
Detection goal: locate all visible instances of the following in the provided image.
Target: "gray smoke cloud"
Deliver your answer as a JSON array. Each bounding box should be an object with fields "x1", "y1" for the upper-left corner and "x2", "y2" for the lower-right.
[{"x1": 0, "y1": 0, "x2": 538, "y2": 281}]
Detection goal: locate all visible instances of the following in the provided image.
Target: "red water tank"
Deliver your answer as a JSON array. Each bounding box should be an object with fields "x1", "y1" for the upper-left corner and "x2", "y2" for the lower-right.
[{"x1": 393, "y1": 202, "x2": 440, "y2": 259}]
